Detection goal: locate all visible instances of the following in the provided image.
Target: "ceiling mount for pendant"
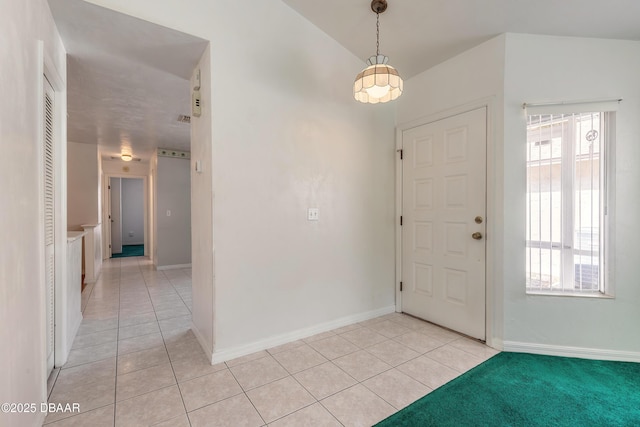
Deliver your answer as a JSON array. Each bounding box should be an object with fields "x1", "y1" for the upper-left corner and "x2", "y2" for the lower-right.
[
  {"x1": 371, "y1": 0, "x2": 387, "y2": 14},
  {"x1": 353, "y1": 0, "x2": 403, "y2": 104}
]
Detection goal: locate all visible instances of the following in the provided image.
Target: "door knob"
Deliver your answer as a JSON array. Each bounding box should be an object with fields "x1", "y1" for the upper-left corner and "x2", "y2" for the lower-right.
[{"x1": 472, "y1": 232, "x2": 482, "y2": 240}]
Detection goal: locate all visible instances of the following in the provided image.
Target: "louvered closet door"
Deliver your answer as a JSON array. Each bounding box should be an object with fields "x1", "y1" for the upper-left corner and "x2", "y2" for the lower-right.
[{"x1": 44, "y1": 76, "x2": 55, "y2": 375}]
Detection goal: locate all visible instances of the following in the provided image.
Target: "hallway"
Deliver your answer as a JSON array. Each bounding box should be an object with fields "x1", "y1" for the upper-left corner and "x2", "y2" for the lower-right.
[{"x1": 45, "y1": 257, "x2": 498, "y2": 426}]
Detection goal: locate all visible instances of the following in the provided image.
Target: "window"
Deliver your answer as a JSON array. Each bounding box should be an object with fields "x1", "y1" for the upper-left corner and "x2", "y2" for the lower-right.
[{"x1": 525, "y1": 107, "x2": 614, "y2": 295}]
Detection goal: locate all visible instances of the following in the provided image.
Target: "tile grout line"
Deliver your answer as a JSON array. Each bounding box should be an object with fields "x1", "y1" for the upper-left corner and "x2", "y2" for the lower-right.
[
  {"x1": 165, "y1": 269, "x2": 192, "y2": 315},
  {"x1": 113, "y1": 257, "x2": 123, "y2": 427},
  {"x1": 135, "y1": 258, "x2": 191, "y2": 427},
  {"x1": 138, "y1": 264, "x2": 185, "y2": 425},
  {"x1": 225, "y1": 362, "x2": 268, "y2": 426},
  {"x1": 144, "y1": 265, "x2": 191, "y2": 426},
  {"x1": 47, "y1": 258, "x2": 122, "y2": 426}
]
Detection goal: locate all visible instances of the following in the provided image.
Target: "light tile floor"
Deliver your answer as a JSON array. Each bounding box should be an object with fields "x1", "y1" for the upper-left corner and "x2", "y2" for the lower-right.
[{"x1": 45, "y1": 257, "x2": 498, "y2": 426}]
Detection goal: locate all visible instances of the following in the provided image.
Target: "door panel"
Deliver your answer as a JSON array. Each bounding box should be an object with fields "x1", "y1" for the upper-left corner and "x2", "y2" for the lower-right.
[{"x1": 402, "y1": 107, "x2": 487, "y2": 340}]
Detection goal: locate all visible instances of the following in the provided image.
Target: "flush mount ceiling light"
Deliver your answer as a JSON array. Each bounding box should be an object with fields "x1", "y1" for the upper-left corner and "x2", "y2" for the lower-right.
[
  {"x1": 354, "y1": 0, "x2": 403, "y2": 104},
  {"x1": 121, "y1": 153, "x2": 132, "y2": 162}
]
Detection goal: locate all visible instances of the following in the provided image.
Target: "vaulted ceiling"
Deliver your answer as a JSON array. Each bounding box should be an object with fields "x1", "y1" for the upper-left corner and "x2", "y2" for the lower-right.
[
  {"x1": 284, "y1": 0, "x2": 640, "y2": 79},
  {"x1": 49, "y1": 0, "x2": 640, "y2": 162}
]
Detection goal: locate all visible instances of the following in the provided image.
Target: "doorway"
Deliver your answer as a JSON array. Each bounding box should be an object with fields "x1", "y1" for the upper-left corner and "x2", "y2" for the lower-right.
[
  {"x1": 109, "y1": 177, "x2": 145, "y2": 258},
  {"x1": 401, "y1": 107, "x2": 487, "y2": 340}
]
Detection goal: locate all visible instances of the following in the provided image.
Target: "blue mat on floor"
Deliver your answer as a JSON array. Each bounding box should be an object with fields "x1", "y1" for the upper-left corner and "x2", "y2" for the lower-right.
[{"x1": 111, "y1": 244, "x2": 144, "y2": 258}]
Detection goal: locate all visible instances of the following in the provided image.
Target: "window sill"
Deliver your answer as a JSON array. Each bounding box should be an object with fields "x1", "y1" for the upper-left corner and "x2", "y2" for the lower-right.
[{"x1": 526, "y1": 290, "x2": 614, "y2": 299}]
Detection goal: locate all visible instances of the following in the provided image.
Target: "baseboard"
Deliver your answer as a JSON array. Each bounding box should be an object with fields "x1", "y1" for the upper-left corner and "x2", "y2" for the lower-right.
[
  {"x1": 156, "y1": 263, "x2": 192, "y2": 271},
  {"x1": 487, "y1": 336, "x2": 503, "y2": 352},
  {"x1": 191, "y1": 321, "x2": 214, "y2": 360},
  {"x1": 210, "y1": 305, "x2": 396, "y2": 364},
  {"x1": 503, "y1": 341, "x2": 640, "y2": 362}
]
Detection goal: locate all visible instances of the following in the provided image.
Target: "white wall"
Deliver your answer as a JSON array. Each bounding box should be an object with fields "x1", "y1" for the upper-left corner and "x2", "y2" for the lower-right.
[
  {"x1": 102, "y1": 158, "x2": 150, "y2": 176},
  {"x1": 209, "y1": 1, "x2": 396, "y2": 356},
  {"x1": 397, "y1": 35, "x2": 506, "y2": 347},
  {"x1": 502, "y1": 34, "x2": 640, "y2": 356},
  {"x1": 156, "y1": 156, "x2": 191, "y2": 267},
  {"x1": 0, "y1": 0, "x2": 67, "y2": 425},
  {"x1": 67, "y1": 141, "x2": 100, "y2": 230},
  {"x1": 86, "y1": 0, "x2": 397, "y2": 360},
  {"x1": 190, "y1": 47, "x2": 215, "y2": 356},
  {"x1": 151, "y1": 153, "x2": 158, "y2": 262},
  {"x1": 121, "y1": 178, "x2": 145, "y2": 245}
]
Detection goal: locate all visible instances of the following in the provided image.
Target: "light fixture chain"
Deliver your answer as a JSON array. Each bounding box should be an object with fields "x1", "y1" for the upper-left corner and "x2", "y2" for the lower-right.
[{"x1": 376, "y1": 12, "x2": 380, "y2": 56}]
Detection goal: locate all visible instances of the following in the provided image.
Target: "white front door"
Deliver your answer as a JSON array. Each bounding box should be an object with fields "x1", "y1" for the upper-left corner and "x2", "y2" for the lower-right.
[
  {"x1": 401, "y1": 107, "x2": 487, "y2": 340},
  {"x1": 43, "y1": 76, "x2": 55, "y2": 375}
]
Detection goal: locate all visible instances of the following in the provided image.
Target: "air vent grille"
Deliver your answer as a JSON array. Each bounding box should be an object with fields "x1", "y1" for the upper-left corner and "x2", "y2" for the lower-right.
[{"x1": 158, "y1": 148, "x2": 190, "y2": 159}]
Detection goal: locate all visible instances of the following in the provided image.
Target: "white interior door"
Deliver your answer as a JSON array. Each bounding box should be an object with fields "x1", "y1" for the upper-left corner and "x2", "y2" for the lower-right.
[
  {"x1": 110, "y1": 177, "x2": 122, "y2": 254},
  {"x1": 43, "y1": 76, "x2": 55, "y2": 375},
  {"x1": 401, "y1": 107, "x2": 487, "y2": 340}
]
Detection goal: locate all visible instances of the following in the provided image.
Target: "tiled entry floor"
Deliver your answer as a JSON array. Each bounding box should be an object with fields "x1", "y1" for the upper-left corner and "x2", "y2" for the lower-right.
[{"x1": 45, "y1": 257, "x2": 498, "y2": 427}]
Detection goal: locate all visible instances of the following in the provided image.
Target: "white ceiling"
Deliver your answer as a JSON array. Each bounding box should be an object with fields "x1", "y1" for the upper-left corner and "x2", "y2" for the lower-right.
[
  {"x1": 283, "y1": 0, "x2": 640, "y2": 79},
  {"x1": 49, "y1": 0, "x2": 207, "y2": 161},
  {"x1": 49, "y1": 0, "x2": 640, "y2": 162}
]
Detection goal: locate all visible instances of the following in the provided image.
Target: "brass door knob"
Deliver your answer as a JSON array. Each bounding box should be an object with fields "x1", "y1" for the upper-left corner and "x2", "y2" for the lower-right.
[{"x1": 472, "y1": 232, "x2": 483, "y2": 240}]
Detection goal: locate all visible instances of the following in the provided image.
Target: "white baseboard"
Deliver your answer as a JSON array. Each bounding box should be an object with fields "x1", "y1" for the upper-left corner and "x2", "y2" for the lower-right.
[
  {"x1": 503, "y1": 341, "x2": 640, "y2": 363},
  {"x1": 210, "y1": 305, "x2": 396, "y2": 364},
  {"x1": 487, "y1": 336, "x2": 503, "y2": 351},
  {"x1": 191, "y1": 321, "x2": 213, "y2": 360},
  {"x1": 156, "y1": 263, "x2": 192, "y2": 271}
]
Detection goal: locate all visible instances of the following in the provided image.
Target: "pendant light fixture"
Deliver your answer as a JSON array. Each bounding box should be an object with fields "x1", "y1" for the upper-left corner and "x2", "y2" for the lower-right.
[{"x1": 353, "y1": 0, "x2": 403, "y2": 104}]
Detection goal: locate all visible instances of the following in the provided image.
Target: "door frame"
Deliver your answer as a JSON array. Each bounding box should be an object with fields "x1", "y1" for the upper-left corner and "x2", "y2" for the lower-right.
[
  {"x1": 103, "y1": 174, "x2": 150, "y2": 259},
  {"x1": 395, "y1": 97, "x2": 499, "y2": 348},
  {"x1": 108, "y1": 177, "x2": 123, "y2": 255},
  {"x1": 38, "y1": 41, "x2": 70, "y2": 379}
]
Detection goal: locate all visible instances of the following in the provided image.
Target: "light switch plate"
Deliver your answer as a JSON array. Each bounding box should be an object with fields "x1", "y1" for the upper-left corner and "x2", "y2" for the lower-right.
[{"x1": 307, "y1": 208, "x2": 319, "y2": 221}]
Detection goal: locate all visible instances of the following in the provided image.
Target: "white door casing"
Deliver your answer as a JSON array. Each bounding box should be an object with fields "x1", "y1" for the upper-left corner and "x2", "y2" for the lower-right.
[
  {"x1": 110, "y1": 177, "x2": 122, "y2": 254},
  {"x1": 401, "y1": 107, "x2": 487, "y2": 340},
  {"x1": 44, "y1": 76, "x2": 56, "y2": 375}
]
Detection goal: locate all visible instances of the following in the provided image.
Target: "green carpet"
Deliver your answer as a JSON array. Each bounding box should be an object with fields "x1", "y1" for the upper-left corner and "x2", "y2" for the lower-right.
[
  {"x1": 111, "y1": 244, "x2": 144, "y2": 258},
  {"x1": 376, "y1": 352, "x2": 640, "y2": 427}
]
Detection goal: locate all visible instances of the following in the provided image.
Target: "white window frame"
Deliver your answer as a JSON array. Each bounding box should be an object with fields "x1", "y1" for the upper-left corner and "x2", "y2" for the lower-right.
[{"x1": 523, "y1": 100, "x2": 617, "y2": 297}]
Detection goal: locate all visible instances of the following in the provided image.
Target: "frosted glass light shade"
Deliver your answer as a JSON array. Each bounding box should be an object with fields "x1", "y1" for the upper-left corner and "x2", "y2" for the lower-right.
[
  {"x1": 366, "y1": 84, "x2": 391, "y2": 98},
  {"x1": 121, "y1": 154, "x2": 132, "y2": 161},
  {"x1": 353, "y1": 61, "x2": 403, "y2": 104}
]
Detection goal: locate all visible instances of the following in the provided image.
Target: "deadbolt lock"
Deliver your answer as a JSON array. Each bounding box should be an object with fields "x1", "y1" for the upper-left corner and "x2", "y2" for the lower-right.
[{"x1": 475, "y1": 216, "x2": 483, "y2": 224}]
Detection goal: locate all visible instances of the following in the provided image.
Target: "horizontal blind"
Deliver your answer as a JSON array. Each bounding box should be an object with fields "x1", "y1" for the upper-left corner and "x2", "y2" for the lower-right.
[{"x1": 523, "y1": 99, "x2": 620, "y2": 116}]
